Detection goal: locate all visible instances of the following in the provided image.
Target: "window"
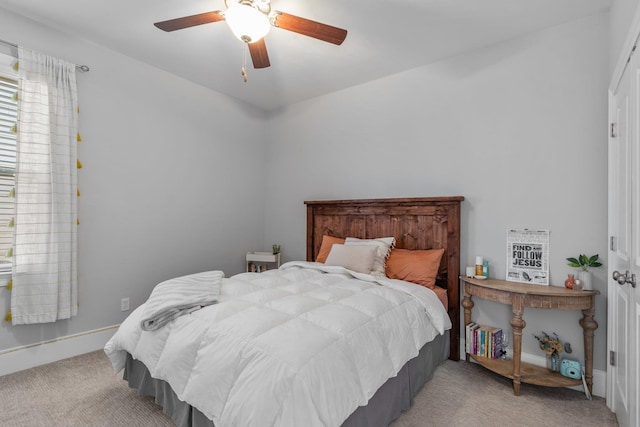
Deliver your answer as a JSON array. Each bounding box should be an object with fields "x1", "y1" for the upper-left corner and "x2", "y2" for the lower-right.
[{"x1": 0, "y1": 71, "x2": 17, "y2": 274}]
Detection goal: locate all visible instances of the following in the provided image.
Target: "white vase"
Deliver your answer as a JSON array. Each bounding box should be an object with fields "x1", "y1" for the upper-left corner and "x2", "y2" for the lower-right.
[{"x1": 578, "y1": 270, "x2": 593, "y2": 290}]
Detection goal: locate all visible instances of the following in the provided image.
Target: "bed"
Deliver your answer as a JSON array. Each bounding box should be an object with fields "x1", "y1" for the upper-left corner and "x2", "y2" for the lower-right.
[{"x1": 105, "y1": 196, "x2": 464, "y2": 427}]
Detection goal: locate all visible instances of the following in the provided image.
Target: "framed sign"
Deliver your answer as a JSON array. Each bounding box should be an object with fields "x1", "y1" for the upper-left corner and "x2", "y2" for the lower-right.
[{"x1": 506, "y1": 229, "x2": 549, "y2": 285}]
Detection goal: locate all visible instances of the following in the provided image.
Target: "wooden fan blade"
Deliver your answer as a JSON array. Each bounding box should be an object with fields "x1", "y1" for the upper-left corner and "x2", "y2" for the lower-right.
[
  {"x1": 273, "y1": 12, "x2": 347, "y2": 45},
  {"x1": 248, "y1": 39, "x2": 271, "y2": 69},
  {"x1": 154, "y1": 11, "x2": 224, "y2": 32}
]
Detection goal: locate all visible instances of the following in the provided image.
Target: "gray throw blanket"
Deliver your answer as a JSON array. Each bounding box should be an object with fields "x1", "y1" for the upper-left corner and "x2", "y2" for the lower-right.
[{"x1": 140, "y1": 270, "x2": 224, "y2": 331}]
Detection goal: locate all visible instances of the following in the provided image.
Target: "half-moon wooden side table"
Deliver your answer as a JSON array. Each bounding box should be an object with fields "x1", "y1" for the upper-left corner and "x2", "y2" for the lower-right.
[{"x1": 461, "y1": 276, "x2": 599, "y2": 396}]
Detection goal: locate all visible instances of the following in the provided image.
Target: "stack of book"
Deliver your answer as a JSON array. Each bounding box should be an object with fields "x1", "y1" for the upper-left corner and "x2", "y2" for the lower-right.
[{"x1": 466, "y1": 322, "x2": 504, "y2": 359}]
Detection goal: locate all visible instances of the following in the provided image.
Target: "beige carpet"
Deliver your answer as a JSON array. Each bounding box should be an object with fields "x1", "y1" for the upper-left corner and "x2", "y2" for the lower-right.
[
  {"x1": 0, "y1": 351, "x2": 618, "y2": 427},
  {"x1": 398, "y1": 359, "x2": 618, "y2": 427}
]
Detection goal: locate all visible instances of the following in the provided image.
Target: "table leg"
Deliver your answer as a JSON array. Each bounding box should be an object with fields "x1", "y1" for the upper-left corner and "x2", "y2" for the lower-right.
[
  {"x1": 579, "y1": 300, "x2": 598, "y2": 396},
  {"x1": 462, "y1": 287, "x2": 474, "y2": 362},
  {"x1": 509, "y1": 295, "x2": 526, "y2": 396}
]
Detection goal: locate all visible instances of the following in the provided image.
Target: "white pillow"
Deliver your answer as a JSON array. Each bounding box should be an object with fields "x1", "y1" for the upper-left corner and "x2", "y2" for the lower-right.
[
  {"x1": 324, "y1": 244, "x2": 377, "y2": 274},
  {"x1": 344, "y1": 237, "x2": 396, "y2": 277}
]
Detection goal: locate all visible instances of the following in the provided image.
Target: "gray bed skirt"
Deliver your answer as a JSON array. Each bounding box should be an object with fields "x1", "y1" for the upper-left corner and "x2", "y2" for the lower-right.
[{"x1": 123, "y1": 331, "x2": 450, "y2": 427}]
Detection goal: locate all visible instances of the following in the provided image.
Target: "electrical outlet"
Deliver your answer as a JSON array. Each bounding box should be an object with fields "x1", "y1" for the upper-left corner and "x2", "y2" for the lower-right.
[{"x1": 120, "y1": 297, "x2": 130, "y2": 312}]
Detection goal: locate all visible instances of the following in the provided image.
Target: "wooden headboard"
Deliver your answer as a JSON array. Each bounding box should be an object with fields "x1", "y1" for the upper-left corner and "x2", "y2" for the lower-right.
[{"x1": 304, "y1": 196, "x2": 464, "y2": 361}]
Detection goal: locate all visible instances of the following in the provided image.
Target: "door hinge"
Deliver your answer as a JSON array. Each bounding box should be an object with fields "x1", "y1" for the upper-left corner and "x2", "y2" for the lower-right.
[
  {"x1": 610, "y1": 350, "x2": 616, "y2": 366},
  {"x1": 610, "y1": 236, "x2": 616, "y2": 251},
  {"x1": 611, "y1": 123, "x2": 617, "y2": 138}
]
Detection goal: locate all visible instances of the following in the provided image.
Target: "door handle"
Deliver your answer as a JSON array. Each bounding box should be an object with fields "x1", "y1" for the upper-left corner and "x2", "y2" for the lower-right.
[{"x1": 612, "y1": 270, "x2": 637, "y2": 288}]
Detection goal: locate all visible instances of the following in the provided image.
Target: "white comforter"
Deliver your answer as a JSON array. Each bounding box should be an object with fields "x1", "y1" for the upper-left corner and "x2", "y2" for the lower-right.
[{"x1": 104, "y1": 261, "x2": 451, "y2": 427}]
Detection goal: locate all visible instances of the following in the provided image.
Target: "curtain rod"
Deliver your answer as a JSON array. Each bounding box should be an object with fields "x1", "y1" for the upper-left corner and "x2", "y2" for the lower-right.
[{"x1": 0, "y1": 38, "x2": 90, "y2": 72}]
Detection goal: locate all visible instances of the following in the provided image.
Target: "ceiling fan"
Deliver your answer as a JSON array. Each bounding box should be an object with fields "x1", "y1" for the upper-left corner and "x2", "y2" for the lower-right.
[{"x1": 154, "y1": 0, "x2": 348, "y2": 71}]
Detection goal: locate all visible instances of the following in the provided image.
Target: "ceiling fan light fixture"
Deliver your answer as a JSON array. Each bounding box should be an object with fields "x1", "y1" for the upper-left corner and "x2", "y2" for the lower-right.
[{"x1": 225, "y1": 2, "x2": 271, "y2": 43}]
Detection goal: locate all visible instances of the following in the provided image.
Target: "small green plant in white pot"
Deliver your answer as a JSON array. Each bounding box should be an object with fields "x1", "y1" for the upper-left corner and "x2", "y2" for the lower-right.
[{"x1": 566, "y1": 254, "x2": 602, "y2": 290}]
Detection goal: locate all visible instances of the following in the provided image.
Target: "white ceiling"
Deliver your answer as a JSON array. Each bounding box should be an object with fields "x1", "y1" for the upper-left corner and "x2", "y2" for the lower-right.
[{"x1": 0, "y1": 0, "x2": 610, "y2": 111}]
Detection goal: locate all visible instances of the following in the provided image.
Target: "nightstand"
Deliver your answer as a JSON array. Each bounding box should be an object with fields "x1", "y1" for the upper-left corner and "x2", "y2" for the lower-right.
[{"x1": 246, "y1": 252, "x2": 281, "y2": 272}]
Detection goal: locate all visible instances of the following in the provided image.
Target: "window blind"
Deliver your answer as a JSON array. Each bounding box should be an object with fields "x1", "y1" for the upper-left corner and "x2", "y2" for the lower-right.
[{"x1": 0, "y1": 74, "x2": 17, "y2": 273}]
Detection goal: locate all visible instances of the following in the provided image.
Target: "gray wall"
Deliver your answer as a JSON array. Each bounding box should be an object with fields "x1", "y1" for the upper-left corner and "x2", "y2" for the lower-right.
[
  {"x1": 264, "y1": 13, "x2": 610, "y2": 370},
  {"x1": 0, "y1": 9, "x2": 267, "y2": 351},
  {"x1": 0, "y1": 7, "x2": 614, "y2": 375},
  {"x1": 609, "y1": 0, "x2": 640, "y2": 77}
]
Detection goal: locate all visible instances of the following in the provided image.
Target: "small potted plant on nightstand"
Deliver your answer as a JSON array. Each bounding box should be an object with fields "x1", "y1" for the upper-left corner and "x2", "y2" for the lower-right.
[{"x1": 566, "y1": 254, "x2": 602, "y2": 290}]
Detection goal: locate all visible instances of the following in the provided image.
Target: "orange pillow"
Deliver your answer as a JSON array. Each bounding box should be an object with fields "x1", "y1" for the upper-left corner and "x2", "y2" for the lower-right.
[
  {"x1": 385, "y1": 248, "x2": 445, "y2": 289},
  {"x1": 315, "y1": 235, "x2": 345, "y2": 263}
]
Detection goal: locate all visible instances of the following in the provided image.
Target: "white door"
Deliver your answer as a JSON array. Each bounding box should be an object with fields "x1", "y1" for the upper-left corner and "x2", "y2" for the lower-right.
[{"x1": 608, "y1": 44, "x2": 639, "y2": 427}]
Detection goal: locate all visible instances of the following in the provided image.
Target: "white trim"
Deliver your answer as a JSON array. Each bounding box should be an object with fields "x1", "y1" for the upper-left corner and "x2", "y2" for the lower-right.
[
  {"x1": 2, "y1": 325, "x2": 607, "y2": 398},
  {"x1": 0, "y1": 324, "x2": 119, "y2": 377},
  {"x1": 605, "y1": 88, "x2": 624, "y2": 411},
  {"x1": 521, "y1": 352, "x2": 607, "y2": 398},
  {"x1": 0, "y1": 272, "x2": 10, "y2": 287},
  {"x1": 459, "y1": 339, "x2": 606, "y2": 397},
  {"x1": 607, "y1": 6, "x2": 640, "y2": 420},
  {"x1": 0, "y1": 50, "x2": 17, "y2": 77},
  {"x1": 610, "y1": 5, "x2": 640, "y2": 93},
  {"x1": 463, "y1": 348, "x2": 606, "y2": 398},
  {"x1": 607, "y1": 87, "x2": 616, "y2": 411}
]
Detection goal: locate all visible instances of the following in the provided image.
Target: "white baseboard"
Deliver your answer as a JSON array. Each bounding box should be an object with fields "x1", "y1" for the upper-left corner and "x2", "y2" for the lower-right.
[
  {"x1": 459, "y1": 340, "x2": 607, "y2": 398},
  {"x1": 2, "y1": 326, "x2": 607, "y2": 399},
  {"x1": 521, "y1": 353, "x2": 606, "y2": 398},
  {"x1": 0, "y1": 324, "x2": 119, "y2": 377}
]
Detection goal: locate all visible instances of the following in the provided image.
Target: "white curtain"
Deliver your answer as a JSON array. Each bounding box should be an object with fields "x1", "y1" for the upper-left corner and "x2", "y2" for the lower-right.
[{"x1": 10, "y1": 47, "x2": 78, "y2": 325}]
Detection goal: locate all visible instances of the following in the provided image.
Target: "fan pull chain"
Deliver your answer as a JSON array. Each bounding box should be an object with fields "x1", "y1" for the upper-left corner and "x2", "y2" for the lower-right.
[{"x1": 241, "y1": 43, "x2": 248, "y2": 83}]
